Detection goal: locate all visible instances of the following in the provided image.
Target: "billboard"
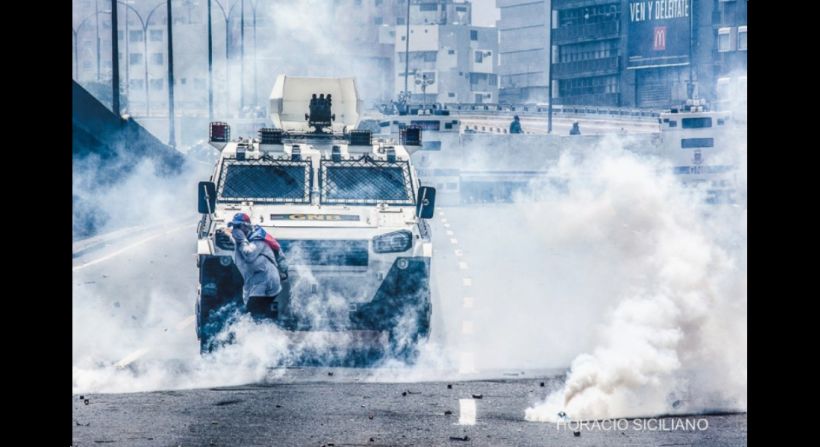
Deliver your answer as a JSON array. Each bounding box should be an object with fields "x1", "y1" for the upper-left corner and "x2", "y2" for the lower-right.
[{"x1": 627, "y1": 0, "x2": 691, "y2": 69}]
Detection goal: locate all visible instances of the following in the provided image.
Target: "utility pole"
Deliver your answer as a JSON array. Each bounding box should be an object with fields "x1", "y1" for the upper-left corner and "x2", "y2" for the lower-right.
[
  {"x1": 166, "y1": 0, "x2": 176, "y2": 147},
  {"x1": 111, "y1": 0, "x2": 121, "y2": 114},
  {"x1": 403, "y1": 0, "x2": 410, "y2": 101},
  {"x1": 547, "y1": 1, "x2": 553, "y2": 134},
  {"x1": 95, "y1": 0, "x2": 102, "y2": 81},
  {"x1": 208, "y1": 0, "x2": 214, "y2": 122},
  {"x1": 240, "y1": 0, "x2": 245, "y2": 113}
]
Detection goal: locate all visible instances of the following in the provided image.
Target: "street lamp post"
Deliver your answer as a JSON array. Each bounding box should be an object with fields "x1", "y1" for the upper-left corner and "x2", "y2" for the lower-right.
[
  {"x1": 111, "y1": 0, "x2": 121, "y2": 115},
  {"x1": 166, "y1": 0, "x2": 176, "y2": 148},
  {"x1": 403, "y1": 0, "x2": 411, "y2": 101},
  {"x1": 547, "y1": 2, "x2": 553, "y2": 134},
  {"x1": 96, "y1": 0, "x2": 102, "y2": 81},
  {"x1": 251, "y1": 0, "x2": 258, "y2": 109},
  {"x1": 118, "y1": 2, "x2": 165, "y2": 117},
  {"x1": 240, "y1": 0, "x2": 244, "y2": 113},
  {"x1": 207, "y1": 0, "x2": 214, "y2": 122},
  {"x1": 73, "y1": 12, "x2": 104, "y2": 80},
  {"x1": 214, "y1": 0, "x2": 241, "y2": 117}
]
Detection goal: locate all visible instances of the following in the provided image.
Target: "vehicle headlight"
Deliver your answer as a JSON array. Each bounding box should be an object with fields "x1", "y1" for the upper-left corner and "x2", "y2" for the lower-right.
[{"x1": 372, "y1": 230, "x2": 413, "y2": 253}]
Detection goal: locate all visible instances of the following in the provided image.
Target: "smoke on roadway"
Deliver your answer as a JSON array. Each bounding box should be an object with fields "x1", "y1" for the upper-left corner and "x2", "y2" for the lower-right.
[{"x1": 73, "y1": 1, "x2": 746, "y2": 423}]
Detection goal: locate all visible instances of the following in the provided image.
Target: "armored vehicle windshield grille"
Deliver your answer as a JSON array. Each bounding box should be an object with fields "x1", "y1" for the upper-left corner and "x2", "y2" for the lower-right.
[
  {"x1": 279, "y1": 240, "x2": 368, "y2": 266},
  {"x1": 217, "y1": 159, "x2": 311, "y2": 203},
  {"x1": 319, "y1": 158, "x2": 414, "y2": 206}
]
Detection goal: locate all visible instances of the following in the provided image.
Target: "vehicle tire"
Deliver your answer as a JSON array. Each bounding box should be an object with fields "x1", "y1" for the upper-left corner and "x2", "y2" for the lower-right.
[
  {"x1": 197, "y1": 293, "x2": 240, "y2": 354},
  {"x1": 387, "y1": 297, "x2": 431, "y2": 364}
]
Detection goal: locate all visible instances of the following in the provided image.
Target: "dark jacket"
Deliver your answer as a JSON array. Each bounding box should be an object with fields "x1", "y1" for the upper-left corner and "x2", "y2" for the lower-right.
[{"x1": 510, "y1": 120, "x2": 522, "y2": 134}]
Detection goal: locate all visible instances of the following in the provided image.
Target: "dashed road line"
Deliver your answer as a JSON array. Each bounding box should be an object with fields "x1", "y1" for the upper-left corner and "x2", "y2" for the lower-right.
[
  {"x1": 463, "y1": 297, "x2": 474, "y2": 308},
  {"x1": 461, "y1": 321, "x2": 474, "y2": 335},
  {"x1": 462, "y1": 278, "x2": 472, "y2": 287},
  {"x1": 114, "y1": 313, "x2": 196, "y2": 369},
  {"x1": 458, "y1": 399, "x2": 477, "y2": 425},
  {"x1": 458, "y1": 261, "x2": 469, "y2": 270},
  {"x1": 113, "y1": 348, "x2": 150, "y2": 369},
  {"x1": 454, "y1": 249, "x2": 463, "y2": 257},
  {"x1": 73, "y1": 223, "x2": 193, "y2": 272}
]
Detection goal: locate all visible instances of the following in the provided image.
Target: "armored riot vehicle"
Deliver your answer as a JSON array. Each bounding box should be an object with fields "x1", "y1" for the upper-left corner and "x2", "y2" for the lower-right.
[
  {"x1": 658, "y1": 98, "x2": 738, "y2": 204},
  {"x1": 195, "y1": 76, "x2": 436, "y2": 363}
]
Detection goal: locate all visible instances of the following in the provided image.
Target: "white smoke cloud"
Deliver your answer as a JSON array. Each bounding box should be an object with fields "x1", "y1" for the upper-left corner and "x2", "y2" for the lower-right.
[{"x1": 523, "y1": 130, "x2": 747, "y2": 421}]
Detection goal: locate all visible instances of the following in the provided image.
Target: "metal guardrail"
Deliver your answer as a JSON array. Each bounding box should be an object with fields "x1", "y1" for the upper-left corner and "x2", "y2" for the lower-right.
[{"x1": 438, "y1": 103, "x2": 662, "y2": 120}]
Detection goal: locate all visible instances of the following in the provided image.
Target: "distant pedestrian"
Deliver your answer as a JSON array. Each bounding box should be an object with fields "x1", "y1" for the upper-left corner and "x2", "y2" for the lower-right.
[
  {"x1": 509, "y1": 115, "x2": 523, "y2": 134},
  {"x1": 570, "y1": 122, "x2": 581, "y2": 135}
]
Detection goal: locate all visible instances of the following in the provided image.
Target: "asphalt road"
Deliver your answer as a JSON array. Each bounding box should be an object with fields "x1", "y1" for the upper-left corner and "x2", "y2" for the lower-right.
[
  {"x1": 72, "y1": 204, "x2": 747, "y2": 446},
  {"x1": 72, "y1": 377, "x2": 746, "y2": 446}
]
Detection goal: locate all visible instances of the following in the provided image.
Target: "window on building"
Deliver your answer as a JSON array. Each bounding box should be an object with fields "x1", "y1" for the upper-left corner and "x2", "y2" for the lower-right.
[
  {"x1": 488, "y1": 74, "x2": 497, "y2": 85},
  {"x1": 129, "y1": 53, "x2": 142, "y2": 65},
  {"x1": 419, "y1": 3, "x2": 437, "y2": 11},
  {"x1": 470, "y1": 30, "x2": 478, "y2": 40},
  {"x1": 718, "y1": 27, "x2": 733, "y2": 52},
  {"x1": 474, "y1": 51, "x2": 483, "y2": 63},
  {"x1": 374, "y1": 16, "x2": 383, "y2": 25},
  {"x1": 118, "y1": 31, "x2": 123, "y2": 40},
  {"x1": 448, "y1": 49, "x2": 455, "y2": 55},
  {"x1": 150, "y1": 79, "x2": 164, "y2": 91},
  {"x1": 150, "y1": 30, "x2": 163, "y2": 42},
  {"x1": 129, "y1": 30, "x2": 143, "y2": 41},
  {"x1": 422, "y1": 51, "x2": 437, "y2": 62},
  {"x1": 738, "y1": 26, "x2": 747, "y2": 51},
  {"x1": 375, "y1": 0, "x2": 383, "y2": 5},
  {"x1": 130, "y1": 79, "x2": 144, "y2": 90},
  {"x1": 194, "y1": 78, "x2": 206, "y2": 89},
  {"x1": 397, "y1": 17, "x2": 405, "y2": 25},
  {"x1": 180, "y1": 78, "x2": 187, "y2": 85},
  {"x1": 682, "y1": 117, "x2": 713, "y2": 129},
  {"x1": 152, "y1": 52, "x2": 164, "y2": 65}
]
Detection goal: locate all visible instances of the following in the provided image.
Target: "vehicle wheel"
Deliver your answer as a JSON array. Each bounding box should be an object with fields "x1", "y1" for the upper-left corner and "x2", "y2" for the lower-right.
[
  {"x1": 197, "y1": 293, "x2": 240, "y2": 354},
  {"x1": 387, "y1": 299, "x2": 431, "y2": 364}
]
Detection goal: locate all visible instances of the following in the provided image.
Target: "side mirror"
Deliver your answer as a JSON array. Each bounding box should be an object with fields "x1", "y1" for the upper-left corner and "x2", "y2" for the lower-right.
[
  {"x1": 198, "y1": 181, "x2": 216, "y2": 214},
  {"x1": 416, "y1": 186, "x2": 436, "y2": 219}
]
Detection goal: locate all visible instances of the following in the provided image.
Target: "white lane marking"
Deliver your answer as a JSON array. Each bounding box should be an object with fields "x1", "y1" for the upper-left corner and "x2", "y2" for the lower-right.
[
  {"x1": 458, "y1": 352, "x2": 477, "y2": 374},
  {"x1": 440, "y1": 211, "x2": 446, "y2": 216},
  {"x1": 450, "y1": 238, "x2": 458, "y2": 245},
  {"x1": 115, "y1": 314, "x2": 196, "y2": 369},
  {"x1": 458, "y1": 261, "x2": 469, "y2": 270},
  {"x1": 462, "y1": 278, "x2": 472, "y2": 287},
  {"x1": 458, "y1": 399, "x2": 477, "y2": 425},
  {"x1": 446, "y1": 230, "x2": 454, "y2": 236},
  {"x1": 175, "y1": 314, "x2": 196, "y2": 331},
  {"x1": 454, "y1": 249, "x2": 463, "y2": 257},
  {"x1": 463, "y1": 297, "x2": 474, "y2": 308},
  {"x1": 461, "y1": 321, "x2": 474, "y2": 335},
  {"x1": 73, "y1": 223, "x2": 193, "y2": 272},
  {"x1": 444, "y1": 223, "x2": 451, "y2": 228},
  {"x1": 441, "y1": 218, "x2": 448, "y2": 223},
  {"x1": 114, "y1": 348, "x2": 150, "y2": 369}
]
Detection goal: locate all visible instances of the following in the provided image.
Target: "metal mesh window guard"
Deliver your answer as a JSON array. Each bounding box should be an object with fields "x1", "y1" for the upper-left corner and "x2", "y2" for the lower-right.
[
  {"x1": 320, "y1": 157, "x2": 414, "y2": 206},
  {"x1": 217, "y1": 158, "x2": 311, "y2": 203}
]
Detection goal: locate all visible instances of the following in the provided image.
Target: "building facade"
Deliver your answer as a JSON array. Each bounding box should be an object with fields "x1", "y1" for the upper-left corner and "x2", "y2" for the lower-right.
[
  {"x1": 550, "y1": 0, "x2": 747, "y2": 109},
  {"x1": 496, "y1": 0, "x2": 550, "y2": 104},
  {"x1": 395, "y1": 0, "x2": 499, "y2": 104}
]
